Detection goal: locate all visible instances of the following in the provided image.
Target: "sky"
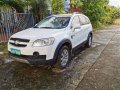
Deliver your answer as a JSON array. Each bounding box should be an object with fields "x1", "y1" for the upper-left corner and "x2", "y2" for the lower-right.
[{"x1": 109, "y1": 0, "x2": 120, "y2": 7}]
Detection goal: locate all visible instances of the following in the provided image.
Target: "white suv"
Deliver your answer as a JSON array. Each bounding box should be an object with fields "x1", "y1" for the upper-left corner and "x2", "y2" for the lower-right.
[{"x1": 8, "y1": 13, "x2": 93, "y2": 68}]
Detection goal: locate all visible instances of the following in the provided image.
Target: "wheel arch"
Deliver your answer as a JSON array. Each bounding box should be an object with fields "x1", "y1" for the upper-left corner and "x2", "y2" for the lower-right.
[
  {"x1": 53, "y1": 39, "x2": 72, "y2": 64},
  {"x1": 89, "y1": 31, "x2": 93, "y2": 38}
]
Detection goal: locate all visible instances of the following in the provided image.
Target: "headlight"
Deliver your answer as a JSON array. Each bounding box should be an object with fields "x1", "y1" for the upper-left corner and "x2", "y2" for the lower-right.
[{"x1": 33, "y1": 37, "x2": 55, "y2": 47}]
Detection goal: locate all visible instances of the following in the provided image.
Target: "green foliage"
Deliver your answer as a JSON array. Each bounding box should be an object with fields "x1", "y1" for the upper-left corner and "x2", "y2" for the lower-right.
[
  {"x1": 0, "y1": 0, "x2": 120, "y2": 28},
  {"x1": 0, "y1": 43, "x2": 7, "y2": 52},
  {"x1": 81, "y1": 0, "x2": 108, "y2": 28},
  {"x1": 100, "y1": 6, "x2": 113, "y2": 24},
  {"x1": 0, "y1": 1, "x2": 5, "y2": 6},
  {"x1": 29, "y1": 0, "x2": 48, "y2": 22},
  {"x1": 110, "y1": 7, "x2": 120, "y2": 19},
  {"x1": 0, "y1": 0, "x2": 24, "y2": 13},
  {"x1": 100, "y1": 6, "x2": 120, "y2": 25},
  {"x1": 94, "y1": 21, "x2": 105, "y2": 29},
  {"x1": 81, "y1": 0, "x2": 120, "y2": 28},
  {"x1": 52, "y1": 0, "x2": 64, "y2": 14},
  {"x1": 71, "y1": 0, "x2": 83, "y2": 7}
]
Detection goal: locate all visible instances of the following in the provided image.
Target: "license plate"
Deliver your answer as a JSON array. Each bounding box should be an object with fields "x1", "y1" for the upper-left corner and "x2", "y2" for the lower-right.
[{"x1": 10, "y1": 48, "x2": 21, "y2": 55}]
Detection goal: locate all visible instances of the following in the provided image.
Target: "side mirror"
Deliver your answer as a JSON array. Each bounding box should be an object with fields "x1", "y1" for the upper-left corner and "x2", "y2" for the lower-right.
[{"x1": 70, "y1": 25, "x2": 73, "y2": 29}]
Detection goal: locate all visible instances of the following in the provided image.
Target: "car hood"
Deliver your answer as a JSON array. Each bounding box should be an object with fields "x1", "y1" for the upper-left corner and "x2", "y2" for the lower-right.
[{"x1": 11, "y1": 28, "x2": 65, "y2": 41}]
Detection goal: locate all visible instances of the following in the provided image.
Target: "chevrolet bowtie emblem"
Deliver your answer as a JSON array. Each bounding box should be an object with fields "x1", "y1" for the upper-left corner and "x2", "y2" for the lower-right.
[{"x1": 14, "y1": 40, "x2": 20, "y2": 45}]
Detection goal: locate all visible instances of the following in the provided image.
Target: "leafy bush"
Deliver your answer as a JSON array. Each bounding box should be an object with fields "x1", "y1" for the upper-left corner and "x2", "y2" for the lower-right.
[
  {"x1": 81, "y1": 0, "x2": 107, "y2": 28},
  {"x1": 52, "y1": 0, "x2": 64, "y2": 14},
  {"x1": 110, "y1": 7, "x2": 120, "y2": 19},
  {"x1": 113, "y1": 19, "x2": 120, "y2": 25},
  {"x1": 100, "y1": 6, "x2": 113, "y2": 25},
  {"x1": 101, "y1": 16, "x2": 113, "y2": 24},
  {"x1": 81, "y1": 0, "x2": 120, "y2": 28},
  {"x1": 101, "y1": 6, "x2": 120, "y2": 25}
]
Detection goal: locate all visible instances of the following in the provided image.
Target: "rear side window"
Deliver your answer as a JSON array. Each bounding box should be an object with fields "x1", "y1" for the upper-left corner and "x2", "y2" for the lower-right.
[
  {"x1": 84, "y1": 16, "x2": 90, "y2": 24},
  {"x1": 79, "y1": 15, "x2": 90, "y2": 25},
  {"x1": 71, "y1": 16, "x2": 80, "y2": 27}
]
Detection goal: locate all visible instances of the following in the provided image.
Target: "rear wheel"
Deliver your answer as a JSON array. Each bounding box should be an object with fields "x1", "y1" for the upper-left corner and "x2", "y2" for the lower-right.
[
  {"x1": 86, "y1": 34, "x2": 92, "y2": 48},
  {"x1": 54, "y1": 46, "x2": 71, "y2": 69}
]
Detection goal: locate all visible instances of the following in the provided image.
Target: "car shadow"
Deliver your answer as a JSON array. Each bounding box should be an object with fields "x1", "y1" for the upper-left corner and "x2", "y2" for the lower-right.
[{"x1": 0, "y1": 46, "x2": 87, "y2": 90}]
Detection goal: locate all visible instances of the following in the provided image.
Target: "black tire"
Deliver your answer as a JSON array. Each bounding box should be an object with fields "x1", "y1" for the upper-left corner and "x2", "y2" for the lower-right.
[
  {"x1": 54, "y1": 45, "x2": 71, "y2": 69},
  {"x1": 86, "y1": 34, "x2": 92, "y2": 48}
]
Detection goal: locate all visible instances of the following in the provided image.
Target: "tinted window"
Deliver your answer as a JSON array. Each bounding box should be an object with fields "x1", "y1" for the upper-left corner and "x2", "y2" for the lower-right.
[
  {"x1": 79, "y1": 15, "x2": 90, "y2": 25},
  {"x1": 71, "y1": 16, "x2": 80, "y2": 27},
  {"x1": 84, "y1": 16, "x2": 90, "y2": 24}
]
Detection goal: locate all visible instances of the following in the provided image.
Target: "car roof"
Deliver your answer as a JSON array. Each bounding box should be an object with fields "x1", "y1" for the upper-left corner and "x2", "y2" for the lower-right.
[
  {"x1": 52, "y1": 14, "x2": 72, "y2": 17},
  {"x1": 52, "y1": 13, "x2": 85, "y2": 17}
]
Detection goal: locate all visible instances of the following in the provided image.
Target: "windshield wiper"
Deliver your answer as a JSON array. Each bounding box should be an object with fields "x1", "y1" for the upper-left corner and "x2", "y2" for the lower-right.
[
  {"x1": 39, "y1": 27, "x2": 53, "y2": 29},
  {"x1": 33, "y1": 26, "x2": 39, "y2": 28}
]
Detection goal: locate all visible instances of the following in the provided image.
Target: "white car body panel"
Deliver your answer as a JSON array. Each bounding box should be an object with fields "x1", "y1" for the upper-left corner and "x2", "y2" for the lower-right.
[{"x1": 8, "y1": 13, "x2": 93, "y2": 62}]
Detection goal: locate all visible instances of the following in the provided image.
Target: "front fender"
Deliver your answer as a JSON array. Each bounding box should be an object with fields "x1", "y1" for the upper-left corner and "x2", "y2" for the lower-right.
[{"x1": 53, "y1": 39, "x2": 72, "y2": 63}]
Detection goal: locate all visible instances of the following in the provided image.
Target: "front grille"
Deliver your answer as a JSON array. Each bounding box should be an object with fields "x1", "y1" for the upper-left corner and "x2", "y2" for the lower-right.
[
  {"x1": 10, "y1": 38, "x2": 30, "y2": 42},
  {"x1": 9, "y1": 38, "x2": 30, "y2": 47},
  {"x1": 10, "y1": 42, "x2": 27, "y2": 47}
]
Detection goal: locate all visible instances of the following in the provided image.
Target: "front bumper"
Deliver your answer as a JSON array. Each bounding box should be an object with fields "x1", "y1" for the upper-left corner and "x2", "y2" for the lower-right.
[
  {"x1": 8, "y1": 43, "x2": 56, "y2": 60},
  {"x1": 8, "y1": 52, "x2": 56, "y2": 65}
]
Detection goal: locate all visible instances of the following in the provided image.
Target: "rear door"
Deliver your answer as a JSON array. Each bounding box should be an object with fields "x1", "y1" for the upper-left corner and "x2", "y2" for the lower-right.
[
  {"x1": 70, "y1": 16, "x2": 83, "y2": 48},
  {"x1": 79, "y1": 15, "x2": 91, "y2": 41}
]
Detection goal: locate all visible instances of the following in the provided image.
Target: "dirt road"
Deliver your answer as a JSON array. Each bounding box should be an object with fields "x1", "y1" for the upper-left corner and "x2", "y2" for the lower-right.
[
  {"x1": 76, "y1": 25, "x2": 120, "y2": 90},
  {"x1": 0, "y1": 25, "x2": 120, "y2": 90}
]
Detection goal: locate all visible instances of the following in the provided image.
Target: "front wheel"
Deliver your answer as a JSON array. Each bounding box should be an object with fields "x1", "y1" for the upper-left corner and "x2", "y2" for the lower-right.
[{"x1": 54, "y1": 46, "x2": 71, "y2": 69}]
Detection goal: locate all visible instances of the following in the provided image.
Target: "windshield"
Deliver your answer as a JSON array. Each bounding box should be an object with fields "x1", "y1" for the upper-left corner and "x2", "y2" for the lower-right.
[{"x1": 33, "y1": 16, "x2": 70, "y2": 29}]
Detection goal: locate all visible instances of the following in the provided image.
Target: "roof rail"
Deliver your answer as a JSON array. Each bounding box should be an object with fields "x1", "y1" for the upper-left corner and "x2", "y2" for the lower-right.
[{"x1": 73, "y1": 12, "x2": 79, "y2": 14}]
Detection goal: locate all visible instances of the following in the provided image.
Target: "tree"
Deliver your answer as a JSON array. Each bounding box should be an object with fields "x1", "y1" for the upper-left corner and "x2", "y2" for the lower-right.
[
  {"x1": 70, "y1": 0, "x2": 83, "y2": 7},
  {"x1": 52, "y1": 0, "x2": 64, "y2": 14},
  {"x1": 81, "y1": 0, "x2": 108, "y2": 28},
  {"x1": 0, "y1": 0, "x2": 24, "y2": 13},
  {"x1": 69, "y1": 0, "x2": 83, "y2": 13},
  {"x1": 29, "y1": 0, "x2": 48, "y2": 22}
]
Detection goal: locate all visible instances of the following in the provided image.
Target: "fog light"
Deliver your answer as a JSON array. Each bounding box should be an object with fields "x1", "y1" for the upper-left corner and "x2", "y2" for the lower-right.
[{"x1": 33, "y1": 52, "x2": 39, "y2": 58}]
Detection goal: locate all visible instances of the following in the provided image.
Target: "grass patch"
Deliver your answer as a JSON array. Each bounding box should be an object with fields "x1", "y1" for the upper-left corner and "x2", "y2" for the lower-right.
[
  {"x1": 0, "y1": 43, "x2": 7, "y2": 53},
  {"x1": 113, "y1": 18, "x2": 120, "y2": 25},
  {"x1": 0, "y1": 43, "x2": 7, "y2": 59}
]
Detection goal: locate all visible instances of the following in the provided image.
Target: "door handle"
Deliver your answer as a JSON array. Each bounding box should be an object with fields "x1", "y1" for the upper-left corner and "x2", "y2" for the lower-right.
[
  {"x1": 74, "y1": 27, "x2": 81, "y2": 30},
  {"x1": 71, "y1": 35, "x2": 75, "y2": 39}
]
